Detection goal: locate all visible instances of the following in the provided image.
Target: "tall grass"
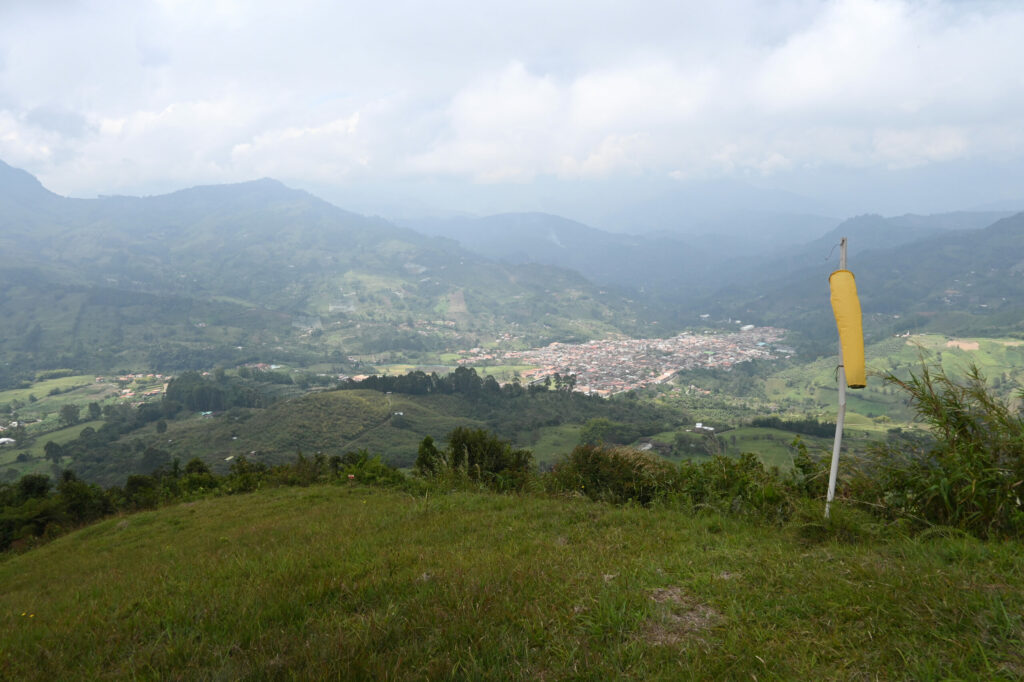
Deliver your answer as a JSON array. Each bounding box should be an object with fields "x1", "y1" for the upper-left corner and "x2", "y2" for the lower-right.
[{"x1": 851, "y1": 361, "x2": 1024, "y2": 538}]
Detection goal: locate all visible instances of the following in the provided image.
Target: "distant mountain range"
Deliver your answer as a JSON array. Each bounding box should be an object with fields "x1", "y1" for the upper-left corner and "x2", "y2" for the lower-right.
[
  {"x1": 0, "y1": 161, "x2": 655, "y2": 382},
  {"x1": 403, "y1": 206, "x2": 1021, "y2": 339},
  {"x1": 2, "y1": 158, "x2": 1021, "y2": 380},
  {"x1": 403, "y1": 210, "x2": 840, "y2": 297},
  {"x1": 404, "y1": 197, "x2": 1024, "y2": 350}
]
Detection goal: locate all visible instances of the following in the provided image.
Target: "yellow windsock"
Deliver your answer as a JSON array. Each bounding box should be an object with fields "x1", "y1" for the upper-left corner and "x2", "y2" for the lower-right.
[{"x1": 829, "y1": 269, "x2": 866, "y2": 388}]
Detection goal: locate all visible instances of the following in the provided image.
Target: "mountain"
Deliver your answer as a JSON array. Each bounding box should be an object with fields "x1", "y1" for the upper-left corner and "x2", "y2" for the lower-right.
[
  {"x1": 0, "y1": 162, "x2": 656, "y2": 380},
  {"x1": 406, "y1": 212, "x2": 722, "y2": 294},
  {"x1": 793, "y1": 211, "x2": 1014, "y2": 263},
  {"x1": 707, "y1": 211, "x2": 1024, "y2": 347},
  {"x1": 404, "y1": 210, "x2": 839, "y2": 298}
]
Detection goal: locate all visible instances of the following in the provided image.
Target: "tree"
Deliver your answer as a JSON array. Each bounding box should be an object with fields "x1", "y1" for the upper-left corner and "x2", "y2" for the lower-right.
[
  {"x1": 140, "y1": 447, "x2": 170, "y2": 474},
  {"x1": 58, "y1": 472, "x2": 113, "y2": 524},
  {"x1": 415, "y1": 436, "x2": 442, "y2": 475},
  {"x1": 87, "y1": 402, "x2": 102, "y2": 421},
  {"x1": 184, "y1": 457, "x2": 210, "y2": 475},
  {"x1": 579, "y1": 418, "x2": 614, "y2": 446},
  {"x1": 17, "y1": 474, "x2": 50, "y2": 501},
  {"x1": 58, "y1": 404, "x2": 81, "y2": 428},
  {"x1": 124, "y1": 475, "x2": 159, "y2": 510},
  {"x1": 43, "y1": 441, "x2": 64, "y2": 465},
  {"x1": 442, "y1": 426, "x2": 533, "y2": 489}
]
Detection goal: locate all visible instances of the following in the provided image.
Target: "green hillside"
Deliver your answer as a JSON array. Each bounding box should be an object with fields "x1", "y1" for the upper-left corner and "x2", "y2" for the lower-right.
[
  {"x1": 150, "y1": 390, "x2": 490, "y2": 472},
  {"x1": 2, "y1": 485, "x2": 1021, "y2": 679},
  {"x1": 711, "y1": 211, "x2": 1024, "y2": 348},
  {"x1": 0, "y1": 164, "x2": 656, "y2": 384},
  {"x1": 8, "y1": 330, "x2": 1024, "y2": 487},
  {"x1": 4, "y1": 375, "x2": 686, "y2": 485}
]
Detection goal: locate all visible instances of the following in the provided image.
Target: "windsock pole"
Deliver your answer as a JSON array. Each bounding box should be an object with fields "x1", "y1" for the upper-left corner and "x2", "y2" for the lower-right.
[{"x1": 825, "y1": 238, "x2": 848, "y2": 519}]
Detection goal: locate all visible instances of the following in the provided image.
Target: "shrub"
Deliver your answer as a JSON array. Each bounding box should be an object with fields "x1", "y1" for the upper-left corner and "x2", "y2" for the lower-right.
[
  {"x1": 550, "y1": 445, "x2": 808, "y2": 521},
  {"x1": 332, "y1": 449, "x2": 407, "y2": 487},
  {"x1": 225, "y1": 456, "x2": 267, "y2": 493},
  {"x1": 853, "y1": 362, "x2": 1024, "y2": 538},
  {"x1": 416, "y1": 428, "x2": 533, "y2": 492},
  {"x1": 551, "y1": 444, "x2": 678, "y2": 505},
  {"x1": 679, "y1": 453, "x2": 795, "y2": 522}
]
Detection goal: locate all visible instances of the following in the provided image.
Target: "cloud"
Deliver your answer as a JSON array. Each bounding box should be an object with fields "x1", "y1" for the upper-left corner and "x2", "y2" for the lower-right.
[
  {"x1": 405, "y1": 0, "x2": 1024, "y2": 187},
  {"x1": 231, "y1": 113, "x2": 369, "y2": 181},
  {"x1": 0, "y1": 0, "x2": 1022, "y2": 213},
  {"x1": 25, "y1": 105, "x2": 92, "y2": 138}
]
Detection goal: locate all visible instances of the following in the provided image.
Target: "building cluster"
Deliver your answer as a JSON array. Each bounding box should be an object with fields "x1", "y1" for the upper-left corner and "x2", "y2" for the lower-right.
[
  {"x1": 95, "y1": 373, "x2": 169, "y2": 402},
  {"x1": 96, "y1": 372, "x2": 170, "y2": 384},
  {"x1": 461, "y1": 327, "x2": 787, "y2": 396}
]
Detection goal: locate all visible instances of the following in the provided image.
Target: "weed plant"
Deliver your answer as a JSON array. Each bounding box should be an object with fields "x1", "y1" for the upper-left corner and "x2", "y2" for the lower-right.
[
  {"x1": 851, "y1": 361, "x2": 1024, "y2": 538},
  {"x1": 550, "y1": 444, "x2": 679, "y2": 505}
]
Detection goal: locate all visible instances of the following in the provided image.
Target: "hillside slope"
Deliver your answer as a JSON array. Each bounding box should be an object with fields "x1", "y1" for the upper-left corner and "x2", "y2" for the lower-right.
[
  {"x1": 710, "y1": 211, "x2": 1024, "y2": 345},
  {"x1": 407, "y1": 211, "x2": 840, "y2": 297},
  {"x1": 0, "y1": 162, "x2": 654, "y2": 378}
]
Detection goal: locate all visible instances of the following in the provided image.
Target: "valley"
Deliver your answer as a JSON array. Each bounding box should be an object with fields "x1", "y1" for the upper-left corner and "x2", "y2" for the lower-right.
[
  {"x1": 5, "y1": 5, "x2": 1024, "y2": 678},
  {"x1": 3, "y1": 159, "x2": 1024, "y2": 497},
  {"x1": 5, "y1": 325, "x2": 1024, "y2": 487}
]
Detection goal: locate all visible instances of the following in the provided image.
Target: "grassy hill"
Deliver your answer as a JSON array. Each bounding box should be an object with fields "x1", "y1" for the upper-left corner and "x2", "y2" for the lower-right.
[
  {"x1": 149, "y1": 390, "x2": 489, "y2": 473},
  {"x1": 2, "y1": 485, "x2": 1022, "y2": 679},
  {"x1": 17, "y1": 380, "x2": 685, "y2": 486}
]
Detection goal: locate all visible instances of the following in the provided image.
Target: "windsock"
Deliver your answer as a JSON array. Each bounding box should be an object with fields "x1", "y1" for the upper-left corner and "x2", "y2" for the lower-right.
[{"x1": 829, "y1": 269, "x2": 866, "y2": 388}]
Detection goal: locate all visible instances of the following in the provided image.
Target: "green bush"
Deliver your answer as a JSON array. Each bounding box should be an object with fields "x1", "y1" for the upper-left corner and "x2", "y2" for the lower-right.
[
  {"x1": 679, "y1": 453, "x2": 795, "y2": 522},
  {"x1": 332, "y1": 449, "x2": 407, "y2": 487},
  {"x1": 416, "y1": 428, "x2": 533, "y2": 492},
  {"x1": 123, "y1": 475, "x2": 161, "y2": 510},
  {"x1": 852, "y1": 362, "x2": 1024, "y2": 539},
  {"x1": 550, "y1": 444, "x2": 678, "y2": 505},
  {"x1": 549, "y1": 444, "x2": 811, "y2": 521}
]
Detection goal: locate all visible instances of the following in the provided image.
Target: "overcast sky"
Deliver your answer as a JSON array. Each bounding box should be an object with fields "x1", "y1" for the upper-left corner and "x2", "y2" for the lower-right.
[{"x1": 2, "y1": 0, "x2": 1024, "y2": 226}]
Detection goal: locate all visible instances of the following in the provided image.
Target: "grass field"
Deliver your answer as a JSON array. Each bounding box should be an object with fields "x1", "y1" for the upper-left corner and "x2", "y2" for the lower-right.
[
  {"x1": 19, "y1": 421, "x2": 105, "y2": 459},
  {"x1": 724, "y1": 427, "x2": 826, "y2": 470},
  {"x1": 529, "y1": 424, "x2": 583, "y2": 466},
  {"x1": 0, "y1": 375, "x2": 98, "y2": 405},
  {"x1": 1, "y1": 486, "x2": 1021, "y2": 679},
  {"x1": 762, "y1": 333, "x2": 1024, "y2": 428},
  {"x1": 0, "y1": 420, "x2": 106, "y2": 479}
]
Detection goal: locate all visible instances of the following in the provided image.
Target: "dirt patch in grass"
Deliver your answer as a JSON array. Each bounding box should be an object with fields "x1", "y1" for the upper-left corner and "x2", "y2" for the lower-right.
[
  {"x1": 640, "y1": 587, "x2": 722, "y2": 647},
  {"x1": 945, "y1": 340, "x2": 980, "y2": 351}
]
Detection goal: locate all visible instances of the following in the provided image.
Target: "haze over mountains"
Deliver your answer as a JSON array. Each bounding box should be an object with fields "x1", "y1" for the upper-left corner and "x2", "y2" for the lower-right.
[
  {"x1": 406, "y1": 198, "x2": 1024, "y2": 341},
  {"x1": 2, "y1": 158, "x2": 1023, "y2": 382}
]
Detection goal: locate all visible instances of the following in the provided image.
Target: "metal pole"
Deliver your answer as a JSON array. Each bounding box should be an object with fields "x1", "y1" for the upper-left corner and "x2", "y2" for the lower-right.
[{"x1": 825, "y1": 238, "x2": 847, "y2": 519}]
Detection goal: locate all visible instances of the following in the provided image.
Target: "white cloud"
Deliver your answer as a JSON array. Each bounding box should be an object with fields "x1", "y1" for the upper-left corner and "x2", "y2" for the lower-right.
[
  {"x1": 231, "y1": 113, "x2": 369, "y2": 181},
  {"x1": 0, "y1": 0, "x2": 1023, "y2": 212}
]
